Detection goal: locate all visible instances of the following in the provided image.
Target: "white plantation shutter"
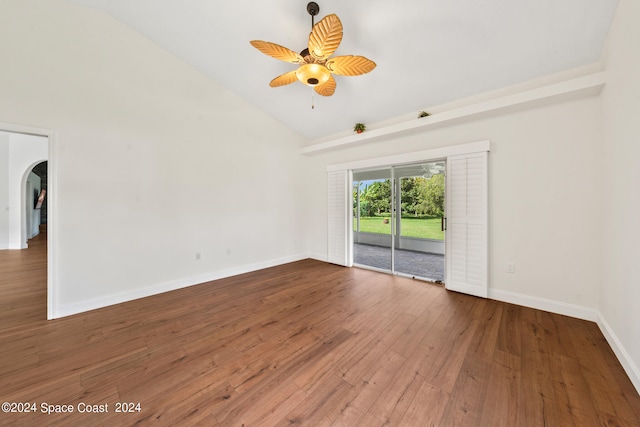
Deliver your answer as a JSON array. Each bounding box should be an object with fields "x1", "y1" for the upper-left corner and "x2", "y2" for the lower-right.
[
  {"x1": 446, "y1": 152, "x2": 488, "y2": 298},
  {"x1": 327, "y1": 170, "x2": 351, "y2": 266}
]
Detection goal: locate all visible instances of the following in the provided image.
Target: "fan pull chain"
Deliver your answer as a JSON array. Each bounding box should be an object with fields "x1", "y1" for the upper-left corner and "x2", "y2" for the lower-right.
[{"x1": 311, "y1": 89, "x2": 315, "y2": 109}]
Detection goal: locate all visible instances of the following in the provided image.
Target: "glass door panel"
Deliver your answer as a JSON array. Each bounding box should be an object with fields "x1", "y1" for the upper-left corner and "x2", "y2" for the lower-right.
[
  {"x1": 393, "y1": 160, "x2": 446, "y2": 281},
  {"x1": 353, "y1": 168, "x2": 393, "y2": 272},
  {"x1": 353, "y1": 162, "x2": 446, "y2": 283},
  {"x1": 392, "y1": 162, "x2": 446, "y2": 281}
]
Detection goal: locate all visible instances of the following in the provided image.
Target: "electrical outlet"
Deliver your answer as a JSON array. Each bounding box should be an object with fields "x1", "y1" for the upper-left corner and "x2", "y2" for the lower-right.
[
  {"x1": 506, "y1": 263, "x2": 515, "y2": 274},
  {"x1": 226, "y1": 248, "x2": 231, "y2": 256},
  {"x1": 195, "y1": 252, "x2": 201, "y2": 260}
]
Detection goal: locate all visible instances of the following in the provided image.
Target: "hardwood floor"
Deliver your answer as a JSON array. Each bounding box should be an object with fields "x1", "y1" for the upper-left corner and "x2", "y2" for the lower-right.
[{"x1": 1, "y1": 234, "x2": 639, "y2": 426}]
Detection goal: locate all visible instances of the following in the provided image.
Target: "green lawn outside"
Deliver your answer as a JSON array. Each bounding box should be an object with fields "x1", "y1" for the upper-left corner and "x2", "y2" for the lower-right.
[{"x1": 353, "y1": 216, "x2": 444, "y2": 240}]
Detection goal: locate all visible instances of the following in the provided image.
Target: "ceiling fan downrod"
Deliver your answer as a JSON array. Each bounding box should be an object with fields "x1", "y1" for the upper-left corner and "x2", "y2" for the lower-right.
[{"x1": 307, "y1": 2, "x2": 319, "y2": 28}]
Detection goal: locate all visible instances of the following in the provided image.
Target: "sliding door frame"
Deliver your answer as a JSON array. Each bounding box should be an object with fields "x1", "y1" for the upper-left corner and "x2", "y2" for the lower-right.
[{"x1": 327, "y1": 140, "x2": 490, "y2": 294}]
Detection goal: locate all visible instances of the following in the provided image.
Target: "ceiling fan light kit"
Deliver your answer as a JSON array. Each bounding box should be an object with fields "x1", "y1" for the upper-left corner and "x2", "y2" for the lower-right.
[
  {"x1": 296, "y1": 63, "x2": 331, "y2": 87},
  {"x1": 249, "y1": 2, "x2": 376, "y2": 98}
]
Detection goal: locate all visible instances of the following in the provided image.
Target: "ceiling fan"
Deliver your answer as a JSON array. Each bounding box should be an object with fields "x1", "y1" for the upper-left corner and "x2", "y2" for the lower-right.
[{"x1": 250, "y1": 2, "x2": 376, "y2": 97}]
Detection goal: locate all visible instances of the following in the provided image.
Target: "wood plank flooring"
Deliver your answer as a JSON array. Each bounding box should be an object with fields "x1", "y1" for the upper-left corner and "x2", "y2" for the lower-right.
[{"x1": 1, "y1": 231, "x2": 639, "y2": 426}]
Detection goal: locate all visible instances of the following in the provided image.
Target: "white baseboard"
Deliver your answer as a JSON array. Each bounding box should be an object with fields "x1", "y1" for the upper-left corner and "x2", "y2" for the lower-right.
[
  {"x1": 488, "y1": 288, "x2": 599, "y2": 321},
  {"x1": 54, "y1": 253, "x2": 309, "y2": 318},
  {"x1": 596, "y1": 313, "x2": 640, "y2": 395},
  {"x1": 308, "y1": 252, "x2": 328, "y2": 263},
  {"x1": 0, "y1": 244, "x2": 26, "y2": 250}
]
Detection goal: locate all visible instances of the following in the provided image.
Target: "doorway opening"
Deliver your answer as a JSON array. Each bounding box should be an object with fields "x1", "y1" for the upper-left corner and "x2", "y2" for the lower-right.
[
  {"x1": 352, "y1": 161, "x2": 446, "y2": 282},
  {"x1": 0, "y1": 123, "x2": 54, "y2": 319}
]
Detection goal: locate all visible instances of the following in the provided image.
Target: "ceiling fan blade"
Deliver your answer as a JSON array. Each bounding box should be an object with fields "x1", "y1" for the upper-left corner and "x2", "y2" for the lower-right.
[
  {"x1": 308, "y1": 14, "x2": 343, "y2": 60},
  {"x1": 269, "y1": 70, "x2": 298, "y2": 87},
  {"x1": 314, "y1": 75, "x2": 336, "y2": 96},
  {"x1": 250, "y1": 40, "x2": 304, "y2": 64},
  {"x1": 326, "y1": 55, "x2": 376, "y2": 76}
]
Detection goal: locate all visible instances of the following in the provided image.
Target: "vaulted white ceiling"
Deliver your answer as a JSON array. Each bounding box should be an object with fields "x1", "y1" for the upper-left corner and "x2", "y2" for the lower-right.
[{"x1": 70, "y1": 0, "x2": 618, "y2": 141}]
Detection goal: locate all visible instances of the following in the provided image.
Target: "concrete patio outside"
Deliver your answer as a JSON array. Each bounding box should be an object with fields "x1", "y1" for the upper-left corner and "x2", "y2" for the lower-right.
[{"x1": 353, "y1": 243, "x2": 444, "y2": 282}]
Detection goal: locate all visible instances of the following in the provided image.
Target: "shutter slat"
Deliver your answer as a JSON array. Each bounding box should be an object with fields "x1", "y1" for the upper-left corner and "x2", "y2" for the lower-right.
[
  {"x1": 327, "y1": 170, "x2": 349, "y2": 266},
  {"x1": 445, "y1": 152, "x2": 488, "y2": 297}
]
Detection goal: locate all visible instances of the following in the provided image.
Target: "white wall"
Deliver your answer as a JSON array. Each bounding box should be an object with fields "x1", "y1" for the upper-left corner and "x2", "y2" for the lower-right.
[
  {"x1": 600, "y1": 0, "x2": 640, "y2": 391},
  {"x1": 306, "y1": 94, "x2": 603, "y2": 313},
  {"x1": 0, "y1": 0, "x2": 307, "y2": 316},
  {"x1": 0, "y1": 133, "x2": 9, "y2": 248}
]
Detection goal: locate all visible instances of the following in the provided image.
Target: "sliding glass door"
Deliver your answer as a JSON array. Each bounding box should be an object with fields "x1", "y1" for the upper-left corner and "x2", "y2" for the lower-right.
[
  {"x1": 353, "y1": 168, "x2": 393, "y2": 272},
  {"x1": 352, "y1": 162, "x2": 446, "y2": 282},
  {"x1": 328, "y1": 140, "x2": 490, "y2": 296},
  {"x1": 393, "y1": 162, "x2": 446, "y2": 281}
]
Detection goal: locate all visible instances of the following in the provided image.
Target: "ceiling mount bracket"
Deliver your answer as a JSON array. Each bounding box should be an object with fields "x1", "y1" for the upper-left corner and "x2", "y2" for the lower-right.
[{"x1": 307, "y1": 2, "x2": 320, "y2": 17}]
